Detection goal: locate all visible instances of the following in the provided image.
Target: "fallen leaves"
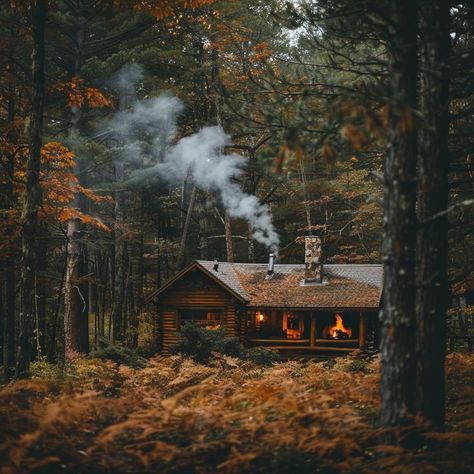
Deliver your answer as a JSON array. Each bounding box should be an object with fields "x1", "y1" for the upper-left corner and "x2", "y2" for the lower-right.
[{"x1": 0, "y1": 353, "x2": 473, "y2": 473}]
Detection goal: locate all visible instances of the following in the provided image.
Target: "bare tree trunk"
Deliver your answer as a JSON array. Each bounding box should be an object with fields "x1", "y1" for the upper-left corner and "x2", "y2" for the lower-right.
[
  {"x1": 416, "y1": 0, "x2": 451, "y2": 429},
  {"x1": 17, "y1": 0, "x2": 47, "y2": 377},
  {"x1": 36, "y1": 222, "x2": 47, "y2": 357},
  {"x1": 379, "y1": 0, "x2": 418, "y2": 427},
  {"x1": 4, "y1": 269, "x2": 15, "y2": 375},
  {"x1": 248, "y1": 224, "x2": 255, "y2": 262},
  {"x1": 4, "y1": 28, "x2": 17, "y2": 377},
  {"x1": 0, "y1": 285, "x2": 3, "y2": 367},
  {"x1": 224, "y1": 212, "x2": 234, "y2": 262},
  {"x1": 112, "y1": 163, "x2": 125, "y2": 342},
  {"x1": 177, "y1": 185, "x2": 197, "y2": 269},
  {"x1": 63, "y1": 11, "x2": 89, "y2": 360},
  {"x1": 48, "y1": 254, "x2": 66, "y2": 362},
  {"x1": 64, "y1": 214, "x2": 88, "y2": 359}
]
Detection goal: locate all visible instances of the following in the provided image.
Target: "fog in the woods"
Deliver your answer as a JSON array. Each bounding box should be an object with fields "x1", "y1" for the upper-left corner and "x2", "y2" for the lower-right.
[{"x1": 107, "y1": 67, "x2": 280, "y2": 250}]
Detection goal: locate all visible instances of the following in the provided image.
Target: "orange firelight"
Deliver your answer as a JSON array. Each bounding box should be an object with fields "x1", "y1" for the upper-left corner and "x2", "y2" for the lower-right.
[
  {"x1": 323, "y1": 313, "x2": 352, "y2": 339},
  {"x1": 257, "y1": 312, "x2": 264, "y2": 322}
]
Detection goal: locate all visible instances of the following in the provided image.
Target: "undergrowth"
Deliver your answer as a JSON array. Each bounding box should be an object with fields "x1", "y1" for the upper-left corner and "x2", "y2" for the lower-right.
[
  {"x1": 170, "y1": 323, "x2": 279, "y2": 365},
  {"x1": 0, "y1": 353, "x2": 472, "y2": 474}
]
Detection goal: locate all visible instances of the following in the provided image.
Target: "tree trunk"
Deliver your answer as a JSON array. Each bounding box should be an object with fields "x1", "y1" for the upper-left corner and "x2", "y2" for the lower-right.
[
  {"x1": 48, "y1": 253, "x2": 66, "y2": 362},
  {"x1": 0, "y1": 285, "x2": 4, "y2": 367},
  {"x1": 16, "y1": 0, "x2": 47, "y2": 377},
  {"x1": 36, "y1": 222, "x2": 47, "y2": 357},
  {"x1": 4, "y1": 269, "x2": 15, "y2": 376},
  {"x1": 177, "y1": 185, "x2": 197, "y2": 269},
  {"x1": 248, "y1": 224, "x2": 255, "y2": 262},
  {"x1": 4, "y1": 32, "x2": 17, "y2": 377},
  {"x1": 416, "y1": 0, "x2": 451, "y2": 429},
  {"x1": 112, "y1": 162, "x2": 125, "y2": 342},
  {"x1": 224, "y1": 212, "x2": 234, "y2": 262},
  {"x1": 64, "y1": 214, "x2": 88, "y2": 359},
  {"x1": 63, "y1": 9, "x2": 90, "y2": 359},
  {"x1": 379, "y1": 0, "x2": 418, "y2": 427}
]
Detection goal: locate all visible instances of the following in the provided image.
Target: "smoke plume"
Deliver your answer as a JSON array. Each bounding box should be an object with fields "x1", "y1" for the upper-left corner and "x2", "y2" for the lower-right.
[{"x1": 107, "y1": 89, "x2": 279, "y2": 251}]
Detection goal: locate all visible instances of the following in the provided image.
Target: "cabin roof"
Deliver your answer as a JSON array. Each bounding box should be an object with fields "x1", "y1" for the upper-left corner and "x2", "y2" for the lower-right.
[{"x1": 150, "y1": 260, "x2": 383, "y2": 309}]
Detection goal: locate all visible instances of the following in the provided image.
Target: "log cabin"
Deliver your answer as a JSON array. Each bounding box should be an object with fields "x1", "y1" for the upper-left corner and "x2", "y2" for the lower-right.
[{"x1": 148, "y1": 237, "x2": 383, "y2": 357}]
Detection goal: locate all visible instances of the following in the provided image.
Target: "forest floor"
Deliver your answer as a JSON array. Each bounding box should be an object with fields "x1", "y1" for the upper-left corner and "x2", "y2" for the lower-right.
[{"x1": 0, "y1": 353, "x2": 473, "y2": 474}]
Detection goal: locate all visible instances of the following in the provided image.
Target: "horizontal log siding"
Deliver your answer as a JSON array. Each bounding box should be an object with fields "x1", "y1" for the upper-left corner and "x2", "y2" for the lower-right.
[
  {"x1": 160, "y1": 287, "x2": 231, "y2": 308},
  {"x1": 224, "y1": 306, "x2": 236, "y2": 337},
  {"x1": 156, "y1": 277, "x2": 239, "y2": 353},
  {"x1": 239, "y1": 311, "x2": 247, "y2": 345},
  {"x1": 161, "y1": 310, "x2": 178, "y2": 354}
]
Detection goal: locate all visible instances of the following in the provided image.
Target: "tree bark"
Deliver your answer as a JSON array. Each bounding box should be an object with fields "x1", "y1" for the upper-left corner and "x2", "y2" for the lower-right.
[
  {"x1": 112, "y1": 162, "x2": 125, "y2": 342},
  {"x1": 416, "y1": 0, "x2": 451, "y2": 429},
  {"x1": 4, "y1": 28, "x2": 17, "y2": 376},
  {"x1": 177, "y1": 185, "x2": 197, "y2": 269},
  {"x1": 64, "y1": 9, "x2": 89, "y2": 359},
  {"x1": 64, "y1": 211, "x2": 89, "y2": 359},
  {"x1": 16, "y1": 0, "x2": 47, "y2": 377},
  {"x1": 224, "y1": 212, "x2": 234, "y2": 262},
  {"x1": 379, "y1": 0, "x2": 418, "y2": 427}
]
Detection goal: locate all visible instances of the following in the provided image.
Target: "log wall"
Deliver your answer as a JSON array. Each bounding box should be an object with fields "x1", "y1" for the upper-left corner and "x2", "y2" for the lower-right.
[{"x1": 156, "y1": 269, "x2": 239, "y2": 353}]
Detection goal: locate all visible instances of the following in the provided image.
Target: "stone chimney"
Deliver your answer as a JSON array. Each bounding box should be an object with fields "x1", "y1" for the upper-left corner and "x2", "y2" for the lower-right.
[{"x1": 304, "y1": 236, "x2": 322, "y2": 283}]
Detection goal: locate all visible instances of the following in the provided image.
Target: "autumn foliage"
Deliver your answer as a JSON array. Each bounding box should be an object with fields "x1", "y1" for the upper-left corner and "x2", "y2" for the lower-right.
[
  {"x1": 0, "y1": 353, "x2": 472, "y2": 473},
  {"x1": 0, "y1": 140, "x2": 110, "y2": 259}
]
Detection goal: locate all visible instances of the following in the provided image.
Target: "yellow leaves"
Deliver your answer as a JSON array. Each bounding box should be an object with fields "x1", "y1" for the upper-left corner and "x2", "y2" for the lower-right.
[{"x1": 50, "y1": 77, "x2": 113, "y2": 110}]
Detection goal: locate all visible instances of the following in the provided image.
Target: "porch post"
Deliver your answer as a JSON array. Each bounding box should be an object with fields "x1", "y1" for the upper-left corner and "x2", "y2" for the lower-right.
[
  {"x1": 359, "y1": 311, "x2": 367, "y2": 349},
  {"x1": 310, "y1": 313, "x2": 316, "y2": 348}
]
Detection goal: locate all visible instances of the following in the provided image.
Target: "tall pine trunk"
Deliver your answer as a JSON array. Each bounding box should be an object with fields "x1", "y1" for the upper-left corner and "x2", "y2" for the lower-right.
[
  {"x1": 5, "y1": 48, "x2": 17, "y2": 376},
  {"x1": 379, "y1": 0, "x2": 418, "y2": 426},
  {"x1": 416, "y1": 0, "x2": 451, "y2": 429},
  {"x1": 17, "y1": 0, "x2": 47, "y2": 376},
  {"x1": 177, "y1": 185, "x2": 197, "y2": 269},
  {"x1": 64, "y1": 13, "x2": 89, "y2": 359},
  {"x1": 112, "y1": 162, "x2": 125, "y2": 342}
]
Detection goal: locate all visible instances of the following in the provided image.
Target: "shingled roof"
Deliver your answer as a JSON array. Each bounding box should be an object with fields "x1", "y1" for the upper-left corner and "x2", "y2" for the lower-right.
[{"x1": 153, "y1": 260, "x2": 383, "y2": 310}]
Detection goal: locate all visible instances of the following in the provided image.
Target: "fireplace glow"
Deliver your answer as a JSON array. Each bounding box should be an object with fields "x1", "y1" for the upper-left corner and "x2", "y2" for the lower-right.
[
  {"x1": 257, "y1": 312, "x2": 265, "y2": 322},
  {"x1": 322, "y1": 313, "x2": 352, "y2": 339}
]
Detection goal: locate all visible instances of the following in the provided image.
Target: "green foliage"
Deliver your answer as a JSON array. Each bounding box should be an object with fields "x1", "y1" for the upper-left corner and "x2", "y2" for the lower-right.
[
  {"x1": 243, "y1": 347, "x2": 279, "y2": 366},
  {"x1": 90, "y1": 338, "x2": 146, "y2": 368},
  {"x1": 30, "y1": 359, "x2": 63, "y2": 381},
  {"x1": 170, "y1": 323, "x2": 278, "y2": 365}
]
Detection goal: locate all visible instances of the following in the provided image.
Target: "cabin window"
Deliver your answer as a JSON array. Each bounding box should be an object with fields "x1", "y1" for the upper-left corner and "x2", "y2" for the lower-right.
[{"x1": 178, "y1": 309, "x2": 223, "y2": 329}]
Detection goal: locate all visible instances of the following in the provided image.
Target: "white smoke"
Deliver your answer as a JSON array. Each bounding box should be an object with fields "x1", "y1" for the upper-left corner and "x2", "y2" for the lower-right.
[{"x1": 107, "y1": 92, "x2": 279, "y2": 251}]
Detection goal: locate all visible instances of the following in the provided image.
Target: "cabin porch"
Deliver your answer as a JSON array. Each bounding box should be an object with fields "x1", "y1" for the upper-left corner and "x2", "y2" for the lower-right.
[{"x1": 243, "y1": 309, "x2": 378, "y2": 354}]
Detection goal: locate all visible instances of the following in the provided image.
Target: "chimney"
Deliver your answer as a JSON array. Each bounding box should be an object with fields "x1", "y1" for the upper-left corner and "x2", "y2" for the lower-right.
[
  {"x1": 267, "y1": 252, "x2": 276, "y2": 276},
  {"x1": 213, "y1": 258, "x2": 219, "y2": 272},
  {"x1": 304, "y1": 236, "x2": 322, "y2": 283}
]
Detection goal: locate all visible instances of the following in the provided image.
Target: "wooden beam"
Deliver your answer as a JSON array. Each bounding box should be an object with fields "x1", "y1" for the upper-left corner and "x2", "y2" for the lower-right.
[
  {"x1": 359, "y1": 311, "x2": 367, "y2": 349},
  {"x1": 310, "y1": 315, "x2": 316, "y2": 348}
]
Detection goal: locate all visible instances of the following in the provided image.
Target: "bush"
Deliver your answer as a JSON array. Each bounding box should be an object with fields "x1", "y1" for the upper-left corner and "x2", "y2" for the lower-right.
[
  {"x1": 90, "y1": 338, "x2": 145, "y2": 368},
  {"x1": 30, "y1": 359, "x2": 63, "y2": 381},
  {"x1": 242, "y1": 347, "x2": 279, "y2": 366},
  {"x1": 170, "y1": 323, "x2": 277, "y2": 366}
]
